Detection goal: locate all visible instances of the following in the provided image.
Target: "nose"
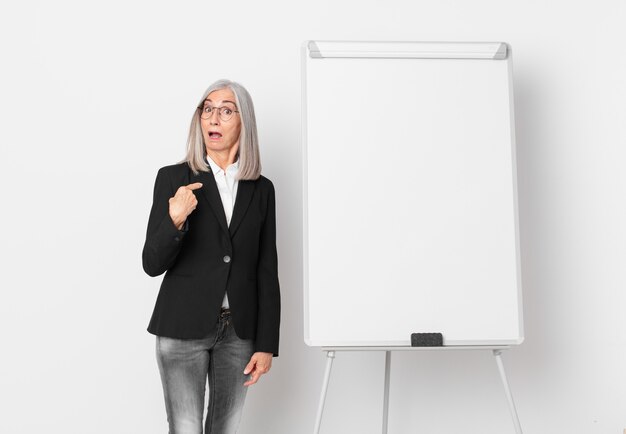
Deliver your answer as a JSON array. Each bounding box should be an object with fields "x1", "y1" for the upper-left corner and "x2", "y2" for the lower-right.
[{"x1": 209, "y1": 110, "x2": 220, "y2": 125}]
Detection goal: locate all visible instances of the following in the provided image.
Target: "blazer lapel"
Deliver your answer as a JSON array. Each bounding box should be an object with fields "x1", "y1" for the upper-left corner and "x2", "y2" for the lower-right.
[
  {"x1": 191, "y1": 168, "x2": 230, "y2": 237},
  {"x1": 229, "y1": 180, "x2": 255, "y2": 237}
]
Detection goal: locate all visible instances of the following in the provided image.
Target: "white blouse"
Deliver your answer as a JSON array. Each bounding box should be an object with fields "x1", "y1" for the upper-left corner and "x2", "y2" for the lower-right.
[{"x1": 205, "y1": 153, "x2": 240, "y2": 309}]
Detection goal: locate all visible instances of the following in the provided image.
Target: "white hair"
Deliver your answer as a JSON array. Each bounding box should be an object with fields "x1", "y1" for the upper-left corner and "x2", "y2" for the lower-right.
[{"x1": 180, "y1": 79, "x2": 261, "y2": 180}]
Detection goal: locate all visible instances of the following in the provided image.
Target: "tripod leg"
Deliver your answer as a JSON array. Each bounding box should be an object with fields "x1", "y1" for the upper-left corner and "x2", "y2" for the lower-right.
[
  {"x1": 382, "y1": 351, "x2": 391, "y2": 434},
  {"x1": 314, "y1": 351, "x2": 336, "y2": 434},
  {"x1": 493, "y1": 350, "x2": 523, "y2": 434}
]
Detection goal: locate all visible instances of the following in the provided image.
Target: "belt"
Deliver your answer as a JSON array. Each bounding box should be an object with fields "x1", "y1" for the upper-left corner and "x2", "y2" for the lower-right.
[{"x1": 220, "y1": 308, "x2": 231, "y2": 316}]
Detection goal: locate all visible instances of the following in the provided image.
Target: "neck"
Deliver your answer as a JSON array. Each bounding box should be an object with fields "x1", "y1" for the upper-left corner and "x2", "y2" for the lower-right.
[{"x1": 206, "y1": 146, "x2": 239, "y2": 171}]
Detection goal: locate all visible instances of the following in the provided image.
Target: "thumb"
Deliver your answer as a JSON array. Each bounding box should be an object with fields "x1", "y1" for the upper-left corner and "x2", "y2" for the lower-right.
[
  {"x1": 244, "y1": 358, "x2": 256, "y2": 375},
  {"x1": 186, "y1": 182, "x2": 203, "y2": 190}
]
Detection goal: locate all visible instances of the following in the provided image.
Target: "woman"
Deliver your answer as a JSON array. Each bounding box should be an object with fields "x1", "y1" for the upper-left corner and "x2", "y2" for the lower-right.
[{"x1": 142, "y1": 79, "x2": 280, "y2": 434}]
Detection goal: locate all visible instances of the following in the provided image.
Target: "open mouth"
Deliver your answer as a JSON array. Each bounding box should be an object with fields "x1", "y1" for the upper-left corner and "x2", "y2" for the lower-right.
[{"x1": 209, "y1": 132, "x2": 222, "y2": 139}]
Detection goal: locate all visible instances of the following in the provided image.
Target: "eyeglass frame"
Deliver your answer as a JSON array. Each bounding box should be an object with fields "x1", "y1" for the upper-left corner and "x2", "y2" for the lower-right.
[{"x1": 197, "y1": 104, "x2": 240, "y2": 122}]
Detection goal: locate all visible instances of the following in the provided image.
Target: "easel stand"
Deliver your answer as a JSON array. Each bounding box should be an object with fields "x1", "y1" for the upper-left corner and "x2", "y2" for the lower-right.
[{"x1": 313, "y1": 346, "x2": 523, "y2": 434}]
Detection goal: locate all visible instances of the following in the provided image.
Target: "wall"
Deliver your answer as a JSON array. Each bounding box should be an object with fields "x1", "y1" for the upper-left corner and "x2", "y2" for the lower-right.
[{"x1": 1, "y1": 0, "x2": 624, "y2": 432}]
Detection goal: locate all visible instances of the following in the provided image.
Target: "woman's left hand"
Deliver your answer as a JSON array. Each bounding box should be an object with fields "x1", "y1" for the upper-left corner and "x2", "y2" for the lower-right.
[{"x1": 243, "y1": 352, "x2": 273, "y2": 386}]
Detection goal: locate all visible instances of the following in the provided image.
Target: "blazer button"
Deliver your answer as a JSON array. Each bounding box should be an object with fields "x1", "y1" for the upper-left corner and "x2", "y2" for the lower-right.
[{"x1": 223, "y1": 255, "x2": 231, "y2": 263}]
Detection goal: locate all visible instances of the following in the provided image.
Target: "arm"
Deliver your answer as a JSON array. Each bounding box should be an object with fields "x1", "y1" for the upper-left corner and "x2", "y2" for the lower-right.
[
  {"x1": 254, "y1": 180, "x2": 281, "y2": 357},
  {"x1": 142, "y1": 168, "x2": 189, "y2": 277}
]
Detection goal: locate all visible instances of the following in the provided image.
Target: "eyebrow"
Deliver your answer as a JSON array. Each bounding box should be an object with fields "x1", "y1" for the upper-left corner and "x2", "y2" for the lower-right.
[{"x1": 204, "y1": 99, "x2": 237, "y2": 106}]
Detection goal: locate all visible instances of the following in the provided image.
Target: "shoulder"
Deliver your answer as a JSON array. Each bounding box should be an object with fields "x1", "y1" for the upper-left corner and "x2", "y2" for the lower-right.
[
  {"x1": 154, "y1": 161, "x2": 191, "y2": 184},
  {"x1": 157, "y1": 161, "x2": 189, "y2": 177},
  {"x1": 255, "y1": 174, "x2": 275, "y2": 192},
  {"x1": 253, "y1": 175, "x2": 276, "y2": 199},
  {"x1": 254, "y1": 175, "x2": 276, "y2": 209},
  {"x1": 150, "y1": 162, "x2": 192, "y2": 194}
]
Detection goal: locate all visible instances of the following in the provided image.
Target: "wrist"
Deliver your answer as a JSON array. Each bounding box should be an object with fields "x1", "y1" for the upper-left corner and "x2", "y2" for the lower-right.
[{"x1": 170, "y1": 214, "x2": 185, "y2": 230}]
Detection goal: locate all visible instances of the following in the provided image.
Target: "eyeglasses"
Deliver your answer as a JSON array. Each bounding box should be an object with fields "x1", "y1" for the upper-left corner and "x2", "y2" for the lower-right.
[{"x1": 198, "y1": 105, "x2": 240, "y2": 122}]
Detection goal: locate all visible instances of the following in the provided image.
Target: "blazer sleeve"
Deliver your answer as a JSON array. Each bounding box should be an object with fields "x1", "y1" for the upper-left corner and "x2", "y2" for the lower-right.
[
  {"x1": 142, "y1": 167, "x2": 189, "y2": 277},
  {"x1": 255, "y1": 180, "x2": 281, "y2": 357}
]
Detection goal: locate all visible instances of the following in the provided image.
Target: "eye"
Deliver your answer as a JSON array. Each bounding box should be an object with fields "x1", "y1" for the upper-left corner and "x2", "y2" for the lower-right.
[
  {"x1": 203, "y1": 106, "x2": 213, "y2": 113},
  {"x1": 222, "y1": 108, "x2": 233, "y2": 115}
]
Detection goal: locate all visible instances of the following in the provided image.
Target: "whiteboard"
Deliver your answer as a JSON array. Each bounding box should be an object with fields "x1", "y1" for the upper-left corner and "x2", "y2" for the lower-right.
[{"x1": 302, "y1": 41, "x2": 523, "y2": 347}]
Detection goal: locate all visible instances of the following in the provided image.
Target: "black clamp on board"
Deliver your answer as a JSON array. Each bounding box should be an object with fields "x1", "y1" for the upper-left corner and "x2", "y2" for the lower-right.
[{"x1": 411, "y1": 333, "x2": 443, "y2": 347}]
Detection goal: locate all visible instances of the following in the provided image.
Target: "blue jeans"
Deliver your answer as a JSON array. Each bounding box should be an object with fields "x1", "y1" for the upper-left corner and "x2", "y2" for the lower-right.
[{"x1": 155, "y1": 309, "x2": 255, "y2": 434}]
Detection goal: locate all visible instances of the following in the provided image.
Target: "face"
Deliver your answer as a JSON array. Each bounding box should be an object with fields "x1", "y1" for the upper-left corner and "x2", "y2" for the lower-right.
[{"x1": 200, "y1": 88, "x2": 242, "y2": 157}]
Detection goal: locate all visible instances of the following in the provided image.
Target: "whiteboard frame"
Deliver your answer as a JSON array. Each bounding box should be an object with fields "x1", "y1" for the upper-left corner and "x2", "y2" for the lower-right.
[{"x1": 302, "y1": 40, "x2": 524, "y2": 347}]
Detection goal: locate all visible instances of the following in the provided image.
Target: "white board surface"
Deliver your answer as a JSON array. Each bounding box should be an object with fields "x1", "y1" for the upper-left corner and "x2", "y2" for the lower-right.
[{"x1": 302, "y1": 41, "x2": 523, "y2": 347}]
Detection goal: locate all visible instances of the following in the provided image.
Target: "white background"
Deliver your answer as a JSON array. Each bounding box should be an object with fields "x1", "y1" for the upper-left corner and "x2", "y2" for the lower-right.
[{"x1": 1, "y1": 1, "x2": 624, "y2": 433}]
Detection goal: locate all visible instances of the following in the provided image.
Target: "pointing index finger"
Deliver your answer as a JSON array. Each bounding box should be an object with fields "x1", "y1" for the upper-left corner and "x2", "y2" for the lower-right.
[{"x1": 186, "y1": 182, "x2": 203, "y2": 190}]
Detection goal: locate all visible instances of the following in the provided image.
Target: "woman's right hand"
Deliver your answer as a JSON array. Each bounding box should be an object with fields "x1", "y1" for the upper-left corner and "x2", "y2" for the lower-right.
[{"x1": 169, "y1": 182, "x2": 203, "y2": 230}]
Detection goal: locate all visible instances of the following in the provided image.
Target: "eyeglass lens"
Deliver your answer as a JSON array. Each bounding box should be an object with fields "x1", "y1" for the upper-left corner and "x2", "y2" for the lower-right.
[{"x1": 200, "y1": 106, "x2": 236, "y2": 121}]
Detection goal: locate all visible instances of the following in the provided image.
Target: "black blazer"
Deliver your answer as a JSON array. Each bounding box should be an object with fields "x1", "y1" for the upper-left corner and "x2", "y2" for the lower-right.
[{"x1": 142, "y1": 161, "x2": 280, "y2": 357}]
